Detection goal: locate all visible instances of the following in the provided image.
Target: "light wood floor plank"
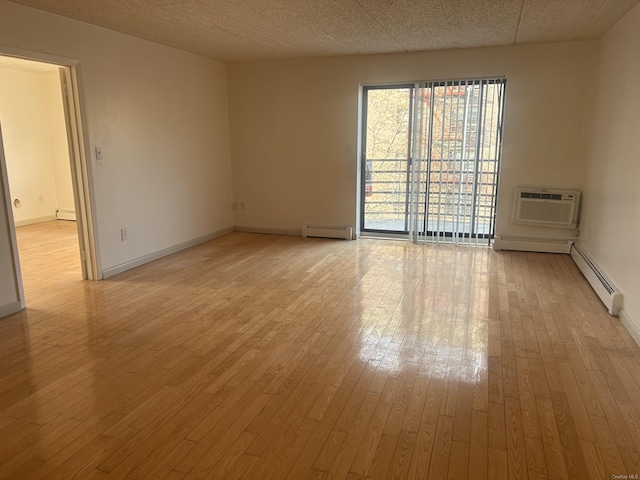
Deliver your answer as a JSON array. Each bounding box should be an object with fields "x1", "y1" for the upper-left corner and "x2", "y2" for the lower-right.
[
  {"x1": 427, "y1": 414, "x2": 454, "y2": 480},
  {"x1": 468, "y1": 410, "x2": 488, "y2": 480}
]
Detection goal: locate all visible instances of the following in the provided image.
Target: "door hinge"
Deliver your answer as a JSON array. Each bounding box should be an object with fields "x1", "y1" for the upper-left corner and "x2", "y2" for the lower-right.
[{"x1": 62, "y1": 83, "x2": 69, "y2": 96}]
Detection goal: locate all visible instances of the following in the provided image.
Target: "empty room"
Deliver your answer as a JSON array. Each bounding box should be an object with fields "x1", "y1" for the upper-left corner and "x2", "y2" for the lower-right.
[{"x1": 0, "y1": 0, "x2": 639, "y2": 479}]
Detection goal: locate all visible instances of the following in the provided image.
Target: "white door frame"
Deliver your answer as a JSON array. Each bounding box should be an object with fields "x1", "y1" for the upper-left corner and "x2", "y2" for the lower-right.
[
  {"x1": 0, "y1": 123, "x2": 25, "y2": 309},
  {"x1": 58, "y1": 66, "x2": 99, "y2": 280},
  {"x1": 0, "y1": 46, "x2": 100, "y2": 304}
]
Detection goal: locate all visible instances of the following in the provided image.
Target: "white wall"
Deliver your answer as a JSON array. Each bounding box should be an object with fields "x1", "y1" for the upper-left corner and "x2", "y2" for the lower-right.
[
  {"x1": 228, "y1": 42, "x2": 596, "y2": 238},
  {"x1": 580, "y1": 2, "x2": 640, "y2": 328},
  {"x1": 0, "y1": 65, "x2": 75, "y2": 225},
  {"x1": 0, "y1": 1, "x2": 233, "y2": 310},
  {"x1": 0, "y1": 66, "x2": 61, "y2": 224},
  {"x1": 42, "y1": 69, "x2": 75, "y2": 215}
]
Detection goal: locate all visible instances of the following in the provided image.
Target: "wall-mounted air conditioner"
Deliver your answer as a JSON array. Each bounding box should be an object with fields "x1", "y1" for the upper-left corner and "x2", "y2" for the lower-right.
[{"x1": 512, "y1": 188, "x2": 580, "y2": 228}]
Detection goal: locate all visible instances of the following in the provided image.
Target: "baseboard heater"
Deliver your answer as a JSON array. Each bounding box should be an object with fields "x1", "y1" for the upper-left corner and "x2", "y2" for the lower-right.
[
  {"x1": 570, "y1": 243, "x2": 622, "y2": 315},
  {"x1": 56, "y1": 209, "x2": 76, "y2": 221},
  {"x1": 302, "y1": 224, "x2": 353, "y2": 240},
  {"x1": 493, "y1": 236, "x2": 573, "y2": 254}
]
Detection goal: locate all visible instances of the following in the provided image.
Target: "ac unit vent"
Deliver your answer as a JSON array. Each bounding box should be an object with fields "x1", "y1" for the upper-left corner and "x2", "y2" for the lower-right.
[
  {"x1": 512, "y1": 188, "x2": 580, "y2": 228},
  {"x1": 520, "y1": 192, "x2": 563, "y2": 201}
]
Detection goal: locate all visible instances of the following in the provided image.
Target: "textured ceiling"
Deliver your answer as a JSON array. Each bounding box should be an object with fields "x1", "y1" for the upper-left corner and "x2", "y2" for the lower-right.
[{"x1": 7, "y1": 0, "x2": 640, "y2": 62}]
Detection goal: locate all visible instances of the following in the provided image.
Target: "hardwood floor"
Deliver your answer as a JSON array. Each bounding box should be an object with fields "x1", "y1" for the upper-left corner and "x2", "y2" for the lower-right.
[{"x1": 1, "y1": 220, "x2": 639, "y2": 479}]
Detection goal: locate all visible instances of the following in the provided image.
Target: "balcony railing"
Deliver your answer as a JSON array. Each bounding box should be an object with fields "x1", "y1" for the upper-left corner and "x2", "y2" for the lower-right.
[{"x1": 363, "y1": 158, "x2": 498, "y2": 235}]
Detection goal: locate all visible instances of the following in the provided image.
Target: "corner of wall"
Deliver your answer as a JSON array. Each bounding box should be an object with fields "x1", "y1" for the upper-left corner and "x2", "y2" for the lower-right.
[{"x1": 619, "y1": 308, "x2": 640, "y2": 348}]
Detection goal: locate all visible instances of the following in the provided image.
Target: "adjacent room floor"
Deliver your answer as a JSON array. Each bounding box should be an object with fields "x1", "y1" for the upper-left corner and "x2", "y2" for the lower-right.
[
  {"x1": 14, "y1": 220, "x2": 83, "y2": 307},
  {"x1": 1, "y1": 222, "x2": 639, "y2": 479}
]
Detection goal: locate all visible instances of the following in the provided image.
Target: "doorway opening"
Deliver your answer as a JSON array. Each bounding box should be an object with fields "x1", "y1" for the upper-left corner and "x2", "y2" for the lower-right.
[{"x1": 0, "y1": 54, "x2": 98, "y2": 310}]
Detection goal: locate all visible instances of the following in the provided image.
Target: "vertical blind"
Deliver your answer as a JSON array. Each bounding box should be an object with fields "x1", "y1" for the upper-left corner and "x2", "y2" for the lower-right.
[{"x1": 408, "y1": 78, "x2": 506, "y2": 245}]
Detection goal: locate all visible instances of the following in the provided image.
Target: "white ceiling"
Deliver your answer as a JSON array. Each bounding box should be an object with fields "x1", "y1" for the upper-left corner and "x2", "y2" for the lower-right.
[{"x1": 8, "y1": 0, "x2": 640, "y2": 62}]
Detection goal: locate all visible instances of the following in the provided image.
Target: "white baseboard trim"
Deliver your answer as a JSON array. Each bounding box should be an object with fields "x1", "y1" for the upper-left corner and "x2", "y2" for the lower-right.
[
  {"x1": 234, "y1": 225, "x2": 301, "y2": 236},
  {"x1": 14, "y1": 215, "x2": 57, "y2": 227},
  {"x1": 492, "y1": 236, "x2": 573, "y2": 254},
  {"x1": 0, "y1": 301, "x2": 23, "y2": 319},
  {"x1": 102, "y1": 226, "x2": 234, "y2": 279},
  {"x1": 56, "y1": 209, "x2": 76, "y2": 221},
  {"x1": 619, "y1": 308, "x2": 640, "y2": 348}
]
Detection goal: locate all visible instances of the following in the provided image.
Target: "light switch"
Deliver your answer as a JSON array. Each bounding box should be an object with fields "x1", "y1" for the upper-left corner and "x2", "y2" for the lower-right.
[{"x1": 95, "y1": 146, "x2": 103, "y2": 161}]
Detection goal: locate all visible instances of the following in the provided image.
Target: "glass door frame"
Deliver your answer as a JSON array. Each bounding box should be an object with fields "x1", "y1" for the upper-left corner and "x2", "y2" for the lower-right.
[
  {"x1": 360, "y1": 79, "x2": 506, "y2": 242},
  {"x1": 360, "y1": 83, "x2": 415, "y2": 236}
]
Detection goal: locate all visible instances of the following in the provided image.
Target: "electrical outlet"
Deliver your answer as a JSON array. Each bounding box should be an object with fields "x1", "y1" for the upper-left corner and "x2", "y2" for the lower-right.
[{"x1": 121, "y1": 228, "x2": 128, "y2": 241}]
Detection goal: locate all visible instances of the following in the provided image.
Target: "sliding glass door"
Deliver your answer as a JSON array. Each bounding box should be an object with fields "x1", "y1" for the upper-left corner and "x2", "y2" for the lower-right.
[
  {"x1": 361, "y1": 79, "x2": 506, "y2": 244},
  {"x1": 361, "y1": 85, "x2": 414, "y2": 233}
]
